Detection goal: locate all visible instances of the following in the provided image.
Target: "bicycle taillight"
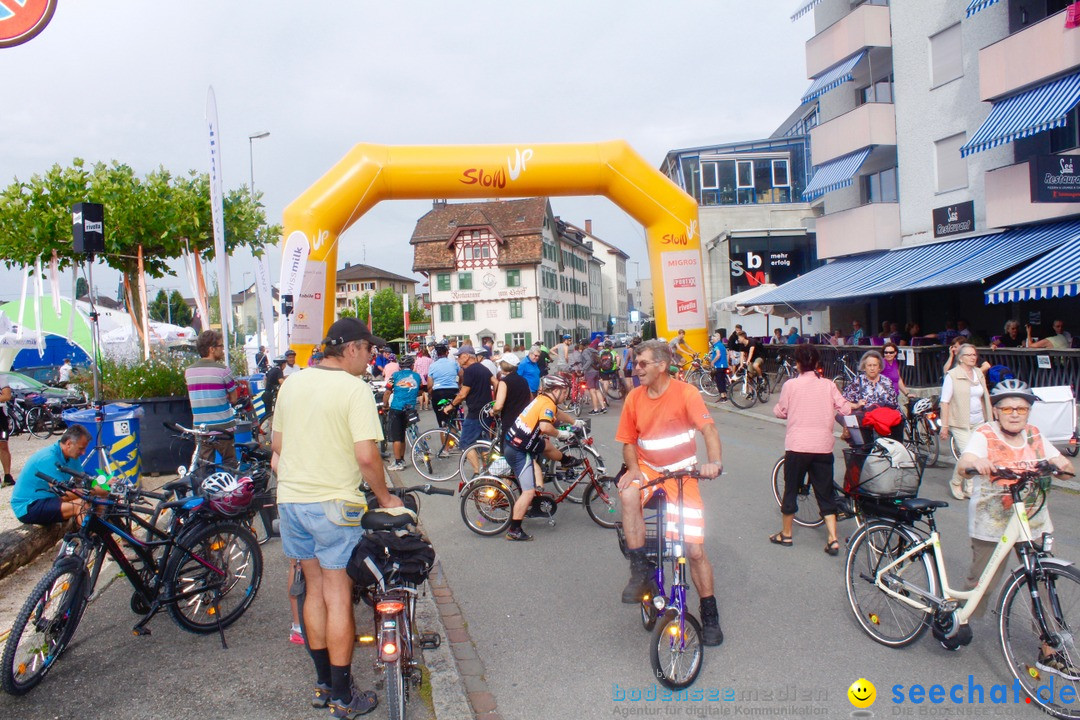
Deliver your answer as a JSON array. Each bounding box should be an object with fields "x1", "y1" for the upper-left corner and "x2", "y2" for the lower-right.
[{"x1": 376, "y1": 600, "x2": 405, "y2": 615}]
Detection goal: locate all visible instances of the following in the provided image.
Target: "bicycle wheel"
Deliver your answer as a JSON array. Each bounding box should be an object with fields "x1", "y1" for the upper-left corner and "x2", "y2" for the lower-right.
[
  {"x1": 756, "y1": 376, "x2": 771, "y2": 403},
  {"x1": 603, "y1": 377, "x2": 626, "y2": 401},
  {"x1": 832, "y1": 375, "x2": 847, "y2": 395},
  {"x1": 458, "y1": 440, "x2": 505, "y2": 484},
  {"x1": 650, "y1": 610, "x2": 703, "y2": 690},
  {"x1": 386, "y1": 656, "x2": 406, "y2": 720},
  {"x1": 165, "y1": 521, "x2": 262, "y2": 634},
  {"x1": 697, "y1": 372, "x2": 718, "y2": 398},
  {"x1": 683, "y1": 370, "x2": 702, "y2": 390},
  {"x1": 1, "y1": 559, "x2": 88, "y2": 696},
  {"x1": 573, "y1": 395, "x2": 585, "y2": 417},
  {"x1": 26, "y1": 407, "x2": 52, "y2": 440},
  {"x1": 912, "y1": 418, "x2": 940, "y2": 468},
  {"x1": 770, "y1": 456, "x2": 824, "y2": 528},
  {"x1": 479, "y1": 402, "x2": 498, "y2": 440},
  {"x1": 845, "y1": 521, "x2": 935, "y2": 648},
  {"x1": 729, "y1": 376, "x2": 756, "y2": 409},
  {"x1": 998, "y1": 562, "x2": 1080, "y2": 719},
  {"x1": 410, "y1": 428, "x2": 463, "y2": 482},
  {"x1": 549, "y1": 444, "x2": 603, "y2": 504},
  {"x1": 459, "y1": 477, "x2": 514, "y2": 536},
  {"x1": 583, "y1": 475, "x2": 621, "y2": 529},
  {"x1": 949, "y1": 434, "x2": 961, "y2": 461}
]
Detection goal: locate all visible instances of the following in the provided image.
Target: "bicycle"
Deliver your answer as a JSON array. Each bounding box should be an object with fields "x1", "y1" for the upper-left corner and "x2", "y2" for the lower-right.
[
  {"x1": 560, "y1": 370, "x2": 590, "y2": 417},
  {"x1": 409, "y1": 400, "x2": 466, "y2": 482},
  {"x1": 615, "y1": 468, "x2": 716, "y2": 689},
  {"x1": 728, "y1": 365, "x2": 769, "y2": 409},
  {"x1": 295, "y1": 483, "x2": 454, "y2": 720},
  {"x1": 600, "y1": 371, "x2": 627, "y2": 401},
  {"x1": 458, "y1": 426, "x2": 618, "y2": 535},
  {"x1": 832, "y1": 355, "x2": 858, "y2": 395},
  {"x1": 845, "y1": 461, "x2": 1080, "y2": 718},
  {"x1": 1, "y1": 464, "x2": 262, "y2": 696},
  {"x1": 6, "y1": 395, "x2": 53, "y2": 440},
  {"x1": 771, "y1": 353, "x2": 798, "y2": 390},
  {"x1": 902, "y1": 397, "x2": 941, "y2": 468}
]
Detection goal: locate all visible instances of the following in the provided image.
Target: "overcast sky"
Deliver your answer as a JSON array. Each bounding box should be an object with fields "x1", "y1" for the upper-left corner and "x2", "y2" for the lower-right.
[{"x1": 0, "y1": 1, "x2": 812, "y2": 303}]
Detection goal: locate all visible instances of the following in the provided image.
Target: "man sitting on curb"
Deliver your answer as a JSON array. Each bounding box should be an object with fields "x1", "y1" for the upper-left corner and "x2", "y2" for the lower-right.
[{"x1": 11, "y1": 425, "x2": 94, "y2": 525}]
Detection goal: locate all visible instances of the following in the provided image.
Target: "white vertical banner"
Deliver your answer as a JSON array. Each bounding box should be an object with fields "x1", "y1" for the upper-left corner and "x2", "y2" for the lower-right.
[
  {"x1": 137, "y1": 246, "x2": 151, "y2": 361},
  {"x1": 255, "y1": 253, "x2": 277, "y2": 354},
  {"x1": 402, "y1": 292, "x2": 410, "y2": 336},
  {"x1": 68, "y1": 269, "x2": 77, "y2": 340},
  {"x1": 277, "y1": 230, "x2": 309, "y2": 349},
  {"x1": 206, "y1": 86, "x2": 231, "y2": 350},
  {"x1": 49, "y1": 251, "x2": 61, "y2": 316},
  {"x1": 33, "y1": 257, "x2": 45, "y2": 356},
  {"x1": 16, "y1": 266, "x2": 28, "y2": 338}
]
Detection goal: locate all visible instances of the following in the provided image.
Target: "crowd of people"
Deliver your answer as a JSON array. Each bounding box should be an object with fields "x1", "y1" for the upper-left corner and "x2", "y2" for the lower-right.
[{"x1": 3, "y1": 315, "x2": 1078, "y2": 712}]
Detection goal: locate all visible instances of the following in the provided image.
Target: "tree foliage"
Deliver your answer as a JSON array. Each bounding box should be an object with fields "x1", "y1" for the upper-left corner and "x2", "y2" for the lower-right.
[
  {"x1": 148, "y1": 288, "x2": 193, "y2": 327},
  {"x1": 0, "y1": 158, "x2": 280, "y2": 335},
  {"x1": 340, "y1": 290, "x2": 425, "y2": 342}
]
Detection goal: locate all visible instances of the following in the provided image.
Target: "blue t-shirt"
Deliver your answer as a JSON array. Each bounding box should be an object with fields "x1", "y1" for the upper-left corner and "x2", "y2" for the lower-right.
[
  {"x1": 428, "y1": 357, "x2": 460, "y2": 391},
  {"x1": 388, "y1": 369, "x2": 423, "y2": 411},
  {"x1": 11, "y1": 442, "x2": 84, "y2": 519},
  {"x1": 709, "y1": 341, "x2": 728, "y2": 369},
  {"x1": 518, "y1": 357, "x2": 541, "y2": 393}
]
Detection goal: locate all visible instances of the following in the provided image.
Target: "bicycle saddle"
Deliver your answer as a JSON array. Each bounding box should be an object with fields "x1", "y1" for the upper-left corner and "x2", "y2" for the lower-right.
[
  {"x1": 361, "y1": 507, "x2": 418, "y2": 531},
  {"x1": 899, "y1": 497, "x2": 948, "y2": 514}
]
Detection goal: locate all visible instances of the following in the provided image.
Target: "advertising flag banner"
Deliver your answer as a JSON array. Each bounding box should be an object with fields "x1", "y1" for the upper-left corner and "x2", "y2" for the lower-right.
[
  {"x1": 255, "y1": 253, "x2": 277, "y2": 354},
  {"x1": 206, "y1": 86, "x2": 231, "y2": 348},
  {"x1": 403, "y1": 292, "x2": 410, "y2": 335},
  {"x1": 278, "y1": 230, "x2": 309, "y2": 348},
  {"x1": 191, "y1": 244, "x2": 211, "y2": 331},
  {"x1": 68, "y1": 269, "x2": 77, "y2": 340},
  {"x1": 33, "y1": 257, "x2": 45, "y2": 356},
  {"x1": 49, "y1": 251, "x2": 61, "y2": 315},
  {"x1": 137, "y1": 246, "x2": 151, "y2": 360}
]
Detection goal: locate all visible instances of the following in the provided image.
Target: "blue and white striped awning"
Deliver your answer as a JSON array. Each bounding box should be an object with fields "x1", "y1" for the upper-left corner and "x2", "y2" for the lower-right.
[
  {"x1": 961, "y1": 72, "x2": 1080, "y2": 157},
  {"x1": 791, "y1": 0, "x2": 823, "y2": 21},
  {"x1": 802, "y1": 52, "x2": 866, "y2": 104},
  {"x1": 802, "y1": 148, "x2": 872, "y2": 201},
  {"x1": 966, "y1": 0, "x2": 1003, "y2": 17},
  {"x1": 986, "y1": 234, "x2": 1080, "y2": 304},
  {"x1": 746, "y1": 220, "x2": 1080, "y2": 306}
]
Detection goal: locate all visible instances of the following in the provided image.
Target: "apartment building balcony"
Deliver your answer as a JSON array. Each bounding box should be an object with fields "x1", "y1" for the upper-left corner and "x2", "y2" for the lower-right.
[
  {"x1": 816, "y1": 202, "x2": 900, "y2": 259},
  {"x1": 810, "y1": 103, "x2": 896, "y2": 166},
  {"x1": 805, "y1": 3, "x2": 891, "y2": 80},
  {"x1": 980, "y1": 9, "x2": 1080, "y2": 101},
  {"x1": 985, "y1": 158, "x2": 1080, "y2": 229}
]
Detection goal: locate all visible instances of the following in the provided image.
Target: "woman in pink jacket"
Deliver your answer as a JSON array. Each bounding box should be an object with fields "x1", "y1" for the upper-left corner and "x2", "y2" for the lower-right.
[{"x1": 770, "y1": 344, "x2": 853, "y2": 555}]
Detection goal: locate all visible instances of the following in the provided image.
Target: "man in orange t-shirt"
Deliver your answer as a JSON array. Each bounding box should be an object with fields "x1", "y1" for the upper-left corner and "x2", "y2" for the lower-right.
[{"x1": 616, "y1": 339, "x2": 724, "y2": 646}]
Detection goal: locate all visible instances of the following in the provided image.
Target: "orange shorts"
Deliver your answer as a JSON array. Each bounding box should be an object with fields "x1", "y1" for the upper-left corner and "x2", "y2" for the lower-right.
[{"x1": 638, "y1": 465, "x2": 705, "y2": 544}]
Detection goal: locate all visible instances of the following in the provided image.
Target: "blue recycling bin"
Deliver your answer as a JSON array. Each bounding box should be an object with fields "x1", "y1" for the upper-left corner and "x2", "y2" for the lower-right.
[{"x1": 61, "y1": 403, "x2": 144, "y2": 486}]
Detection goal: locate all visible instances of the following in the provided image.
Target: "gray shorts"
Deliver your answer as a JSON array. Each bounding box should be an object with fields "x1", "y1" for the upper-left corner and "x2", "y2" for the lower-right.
[{"x1": 279, "y1": 502, "x2": 364, "y2": 570}]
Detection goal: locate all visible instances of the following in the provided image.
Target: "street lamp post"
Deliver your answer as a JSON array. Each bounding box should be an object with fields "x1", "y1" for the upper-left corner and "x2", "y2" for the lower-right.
[{"x1": 248, "y1": 131, "x2": 270, "y2": 346}]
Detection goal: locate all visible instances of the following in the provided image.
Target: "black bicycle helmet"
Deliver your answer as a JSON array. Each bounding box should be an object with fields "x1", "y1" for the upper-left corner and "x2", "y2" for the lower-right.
[
  {"x1": 989, "y1": 379, "x2": 1038, "y2": 406},
  {"x1": 399, "y1": 354, "x2": 415, "y2": 369}
]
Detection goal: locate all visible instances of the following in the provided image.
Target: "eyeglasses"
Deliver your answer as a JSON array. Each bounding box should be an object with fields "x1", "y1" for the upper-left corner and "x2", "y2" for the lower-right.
[
  {"x1": 634, "y1": 359, "x2": 662, "y2": 369},
  {"x1": 997, "y1": 407, "x2": 1030, "y2": 416},
  {"x1": 883, "y1": 350, "x2": 897, "y2": 355}
]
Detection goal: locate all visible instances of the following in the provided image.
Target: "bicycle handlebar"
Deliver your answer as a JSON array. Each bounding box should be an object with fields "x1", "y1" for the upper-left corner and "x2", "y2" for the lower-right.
[
  {"x1": 162, "y1": 420, "x2": 228, "y2": 438},
  {"x1": 638, "y1": 467, "x2": 722, "y2": 491},
  {"x1": 390, "y1": 484, "x2": 455, "y2": 497}
]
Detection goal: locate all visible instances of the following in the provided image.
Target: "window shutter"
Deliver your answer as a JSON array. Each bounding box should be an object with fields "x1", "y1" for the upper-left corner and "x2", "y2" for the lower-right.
[
  {"x1": 525, "y1": 332, "x2": 532, "y2": 347},
  {"x1": 504, "y1": 333, "x2": 512, "y2": 349}
]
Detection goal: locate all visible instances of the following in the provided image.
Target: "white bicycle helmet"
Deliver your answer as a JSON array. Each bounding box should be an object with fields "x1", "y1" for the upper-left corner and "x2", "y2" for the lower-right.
[
  {"x1": 911, "y1": 398, "x2": 933, "y2": 415},
  {"x1": 540, "y1": 374, "x2": 570, "y2": 392},
  {"x1": 990, "y1": 379, "x2": 1038, "y2": 406},
  {"x1": 201, "y1": 471, "x2": 255, "y2": 516}
]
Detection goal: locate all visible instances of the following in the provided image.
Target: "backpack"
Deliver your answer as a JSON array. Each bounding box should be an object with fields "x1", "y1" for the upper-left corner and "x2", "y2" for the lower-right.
[
  {"x1": 347, "y1": 529, "x2": 436, "y2": 589},
  {"x1": 599, "y1": 350, "x2": 615, "y2": 372},
  {"x1": 987, "y1": 364, "x2": 1015, "y2": 389},
  {"x1": 844, "y1": 437, "x2": 920, "y2": 498},
  {"x1": 588, "y1": 348, "x2": 600, "y2": 371}
]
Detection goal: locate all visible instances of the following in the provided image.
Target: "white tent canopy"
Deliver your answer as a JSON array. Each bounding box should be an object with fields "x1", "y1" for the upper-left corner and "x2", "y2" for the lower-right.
[{"x1": 711, "y1": 284, "x2": 779, "y2": 314}]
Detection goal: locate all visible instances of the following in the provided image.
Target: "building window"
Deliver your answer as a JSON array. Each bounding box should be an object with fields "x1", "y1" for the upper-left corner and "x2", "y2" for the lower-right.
[
  {"x1": 439, "y1": 304, "x2": 453, "y2": 322},
  {"x1": 360, "y1": 281, "x2": 375, "y2": 291},
  {"x1": 458, "y1": 272, "x2": 472, "y2": 290},
  {"x1": 453, "y1": 228, "x2": 499, "y2": 270},
  {"x1": 934, "y1": 133, "x2": 968, "y2": 192},
  {"x1": 506, "y1": 269, "x2": 521, "y2": 287},
  {"x1": 509, "y1": 300, "x2": 523, "y2": 319},
  {"x1": 510, "y1": 332, "x2": 526, "y2": 348},
  {"x1": 857, "y1": 75, "x2": 894, "y2": 105},
  {"x1": 461, "y1": 303, "x2": 475, "y2": 321},
  {"x1": 861, "y1": 167, "x2": 899, "y2": 204},
  {"x1": 436, "y1": 274, "x2": 450, "y2": 291},
  {"x1": 1049, "y1": 107, "x2": 1080, "y2": 153},
  {"x1": 929, "y1": 23, "x2": 963, "y2": 88}
]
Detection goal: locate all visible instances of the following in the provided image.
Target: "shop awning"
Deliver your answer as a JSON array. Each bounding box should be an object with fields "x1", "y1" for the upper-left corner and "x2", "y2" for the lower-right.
[
  {"x1": 802, "y1": 148, "x2": 872, "y2": 201},
  {"x1": 986, "y1": 235, "x2": 1080, "y2": 303},
  {"x1": 747, "y1": 220, "x2": 1080, "y2": 306},
  {"x1": 801, "y1": 52, "x2": 866, "y2": 104},
  {"x1": 961, "y1": 71, "x2": 1080, "y2": 156},
  {"x1": 791, "y1": 0, "x2": 824, "y2": 22},
  {"x1": 966, "y1": 0, "x2": 1003, "y2": 17}
]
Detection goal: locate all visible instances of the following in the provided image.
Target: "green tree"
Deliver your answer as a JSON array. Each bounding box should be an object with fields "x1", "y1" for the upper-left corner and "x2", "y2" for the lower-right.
[
  {"x1": 368, "y1": 288, "x2": 404, "y2": 341},
  {"x1": 147, "y1": 289, "x2": 192, "y2": 326},
  {"x1": 75, "y1": 277, "x2": 88, "y2": 299},
  {"x1": 0, "y1": 158, "x2": 280, "y2": 339},
  {"x1": 337, "y1": 307, "x2": 358, "y2": 319}
]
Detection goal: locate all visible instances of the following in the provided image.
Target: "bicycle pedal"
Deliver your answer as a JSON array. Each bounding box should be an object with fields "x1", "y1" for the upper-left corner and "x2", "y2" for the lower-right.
[
  {"x1": 419, "y1": 632, "x2": 441, "y2": 649},
  {"x1": 132, "y1": 626, "x2": 151, "y2": 637}
]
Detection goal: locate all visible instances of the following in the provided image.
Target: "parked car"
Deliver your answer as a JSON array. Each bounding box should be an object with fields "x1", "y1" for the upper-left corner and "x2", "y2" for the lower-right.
[
  {"x1": 0, "y1": 371, "x2": 85, "y2": 404},
  {"x1": 610, "y1": 333, "x2": 632, "y2": 347}
]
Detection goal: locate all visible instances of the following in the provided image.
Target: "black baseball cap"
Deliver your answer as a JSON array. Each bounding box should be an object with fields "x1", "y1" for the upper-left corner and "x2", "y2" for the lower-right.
[{"x1": 323, "y1": 317, "x2": 385, "y2": 349}]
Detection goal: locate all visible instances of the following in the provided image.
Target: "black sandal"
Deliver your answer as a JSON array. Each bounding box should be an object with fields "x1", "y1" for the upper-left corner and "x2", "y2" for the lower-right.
[
  {"x1": 769, "y1": 532, "x2": 792, "y2": 547},
  {"x1": 824, "y1": 540, "x2": 840, "y2": 556}
]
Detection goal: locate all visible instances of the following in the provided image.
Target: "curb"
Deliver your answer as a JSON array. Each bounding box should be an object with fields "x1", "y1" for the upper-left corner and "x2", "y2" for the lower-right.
[{"x1": 0, "y1": 521, "x2": 68, "y2": 582}]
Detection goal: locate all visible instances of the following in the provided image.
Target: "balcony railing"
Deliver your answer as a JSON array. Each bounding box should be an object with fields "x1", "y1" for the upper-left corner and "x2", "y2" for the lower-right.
[
  {"x1": 810, "y1": 103, "x2": 896, "y2": 165},
  {"x1": 805, "y1": 3, "x2": 892, "y2": 80},
  {"x1": 985, "y1": 158, "x2": 1080, "y2": 229},
  {"x1": 815, "y1": 202, "x2": 901, "y2": 259},
  {"x1": 979, "y1": 9, "x2": 1080, "y2": 102}
]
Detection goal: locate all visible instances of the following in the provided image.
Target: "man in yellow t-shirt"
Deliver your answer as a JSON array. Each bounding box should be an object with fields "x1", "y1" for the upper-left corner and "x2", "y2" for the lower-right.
[{"x1": 272, "y1": 317, "x2": 401, "y2": 717}]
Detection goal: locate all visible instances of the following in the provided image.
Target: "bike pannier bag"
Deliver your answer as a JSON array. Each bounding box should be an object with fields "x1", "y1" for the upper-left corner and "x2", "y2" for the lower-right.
[
  {"x1": 347, "y1": 529, "x2": 436, "y2": 589},
  {"x1": 845, "y1": 438, "x2": 920, "y2": 498}
]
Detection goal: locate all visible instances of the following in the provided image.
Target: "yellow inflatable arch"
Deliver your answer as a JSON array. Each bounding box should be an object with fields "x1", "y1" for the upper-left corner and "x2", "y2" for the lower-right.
[{"x1": 281, "y1": 141, "x2": 706, "y2": 359}]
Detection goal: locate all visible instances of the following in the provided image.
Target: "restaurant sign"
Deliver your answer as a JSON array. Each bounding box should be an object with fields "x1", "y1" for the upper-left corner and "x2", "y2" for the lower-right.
[
  {"x1": 932, "y1": 200, "x2": 974, "y2": 238},
  {"x1": 1030, "y1": 155, "x2": 1080, "y2": 203}
]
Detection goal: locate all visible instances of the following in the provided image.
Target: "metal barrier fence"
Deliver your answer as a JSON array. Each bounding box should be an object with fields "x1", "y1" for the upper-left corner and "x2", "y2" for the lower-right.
[{"x1": 760, "y1": 343, "x2": 1080, "y2": 391}]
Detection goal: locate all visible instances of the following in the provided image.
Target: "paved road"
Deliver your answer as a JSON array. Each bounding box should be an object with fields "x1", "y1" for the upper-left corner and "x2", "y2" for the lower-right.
[{"x1": 420, "y1": 397, "x2": 1080, "y2": 720}]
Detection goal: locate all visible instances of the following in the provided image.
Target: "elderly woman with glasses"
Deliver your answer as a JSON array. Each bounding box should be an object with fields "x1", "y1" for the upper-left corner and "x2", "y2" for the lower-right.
[
  {"x1": 879, "y1": 342, "x2": 911, "y2": 401},
  {"x1": 842, "y1": 350, "x2": 899, "y2": 411},
  {"x1": 940, "y1": 343, "x2": 993, "y2": 500}
]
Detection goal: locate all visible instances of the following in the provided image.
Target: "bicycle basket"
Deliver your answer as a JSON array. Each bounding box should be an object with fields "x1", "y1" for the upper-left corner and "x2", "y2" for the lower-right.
[{"x1": 844, "y1": 438, "x2": 921, "y2": 498}]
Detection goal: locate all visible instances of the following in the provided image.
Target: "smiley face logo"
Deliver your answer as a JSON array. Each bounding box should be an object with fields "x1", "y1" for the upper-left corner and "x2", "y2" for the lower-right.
[{"x1": 848, "y1": 678, "x2": 876, "y2": 709}]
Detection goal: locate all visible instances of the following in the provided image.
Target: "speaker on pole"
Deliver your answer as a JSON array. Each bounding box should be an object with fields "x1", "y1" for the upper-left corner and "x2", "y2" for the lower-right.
[{"x1": 72, "y1": 202, "x2": 105, "y2": 255}]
